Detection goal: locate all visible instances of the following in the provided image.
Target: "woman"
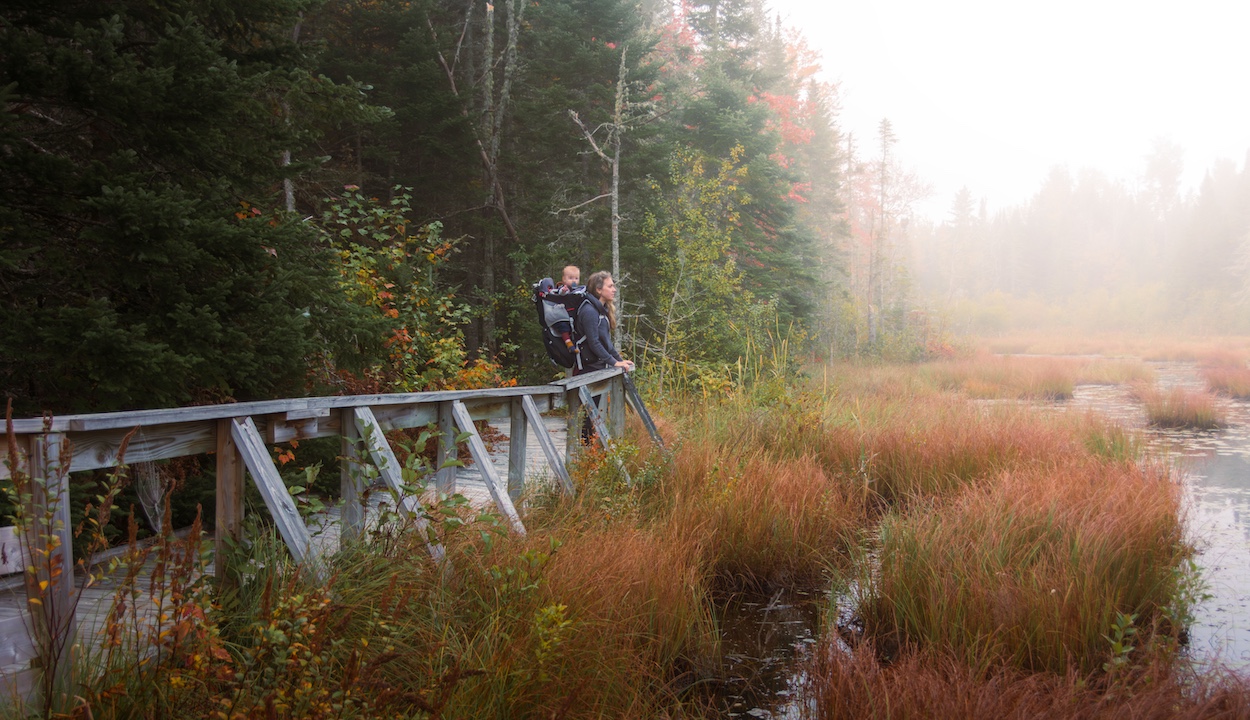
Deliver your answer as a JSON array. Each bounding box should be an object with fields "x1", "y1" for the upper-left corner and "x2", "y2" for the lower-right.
[
  {"x1": 575, "y1": 271, "x2": 632, "y2": 445},
  {"x1": 576, "y1": 271, "x2": 634, "y2": 375}
]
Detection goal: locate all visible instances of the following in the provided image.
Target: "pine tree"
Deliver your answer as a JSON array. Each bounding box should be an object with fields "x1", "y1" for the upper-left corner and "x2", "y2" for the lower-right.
[{"x1": 0, "y1": 0, "x2": 380, "y2": 413}]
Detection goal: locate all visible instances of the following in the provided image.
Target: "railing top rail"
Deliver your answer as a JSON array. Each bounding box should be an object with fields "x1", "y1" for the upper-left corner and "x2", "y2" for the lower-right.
[
  {"x1": 6, "y1": 381, "x2": 596, "y2": 435},
  {"x1": 547, "y1": 367, "x2": 625, "y2": 391}
]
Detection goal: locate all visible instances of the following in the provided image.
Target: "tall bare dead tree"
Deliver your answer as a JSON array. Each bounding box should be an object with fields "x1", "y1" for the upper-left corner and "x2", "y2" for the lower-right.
[
  {"x1": 428, "y1": 0, "x2": 527, "y2": 350},
  {"x1": 566, "y1": 47, "x2": 635, "y2": 346}
]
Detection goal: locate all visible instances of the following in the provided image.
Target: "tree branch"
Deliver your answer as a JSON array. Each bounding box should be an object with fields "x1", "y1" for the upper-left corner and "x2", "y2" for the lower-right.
[
  {"x1": 553, "y1": 193, "x2": 612, "y2": 215},
  {"x1": 567, "y1": 110, "x2": 611, "y2": 163}
]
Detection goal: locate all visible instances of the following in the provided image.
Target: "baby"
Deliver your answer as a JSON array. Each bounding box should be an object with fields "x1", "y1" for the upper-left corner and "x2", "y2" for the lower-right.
[{"x1": 556, "y1": 265, "x2": 581, "y2": 293}]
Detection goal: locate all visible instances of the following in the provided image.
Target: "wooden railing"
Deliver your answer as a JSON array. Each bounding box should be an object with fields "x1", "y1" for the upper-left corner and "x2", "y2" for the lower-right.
[{"x1": 1, "y1": 367, "x2": 663, "y2": 693}]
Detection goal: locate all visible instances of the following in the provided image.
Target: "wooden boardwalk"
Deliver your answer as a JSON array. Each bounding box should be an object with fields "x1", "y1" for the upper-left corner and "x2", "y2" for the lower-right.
[
  {"x1": 0, "y1": 368, "x2": 666, "y2": 700},
  {"x1": 0, "y1": 414, "x2": 572, "y2": 685}
]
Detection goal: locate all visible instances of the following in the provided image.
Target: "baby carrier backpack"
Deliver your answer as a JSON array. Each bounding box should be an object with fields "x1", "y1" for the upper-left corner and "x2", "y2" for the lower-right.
[{"x1": 532, "y1": 278, "x2": 590, "y2": 369}]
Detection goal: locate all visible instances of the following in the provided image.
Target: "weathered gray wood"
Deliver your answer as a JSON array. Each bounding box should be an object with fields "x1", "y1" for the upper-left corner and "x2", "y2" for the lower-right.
[
  {"x1": 450, "y1": 402, "x2": 525, "y2": 535},
  {"x1": 0, "y1": 393, "x2": 567, "y2": 481},
  {"x1": 352, "y1": 408, "x2": 444, "y2": 562},
  {"x1": 4, "y1": 385, "x2": 562, "y2": 435},
  {"x1": 339, "y1": 409, "x2": 364, "y2": 543},
  {"x1": 579, "y1": 386, "x2": 632, "y2": 484},
  {"x1": 286, "y1": 408, "x2": 331, "y2": 421},
  {"x1": 267, "y1": 416, "x2": 320, "y2": 444},
  {"x1": 548, "y1": 367, "x2": 624, "y2": 391},
  {"x1": 565, "y1": 388, "x2": 582, "y2": 464},
  {"x1": 507, "y1": 399, "x2": 527, "y2": 503},
  {"x1": 622, "y1": 373, "x2": 665, "y2": 451},
  {"x1": 26, "y1": 432, "x2": 76, "y2": 698},
  {"x1": 521, "y1": 395, "x2": 574, "y2": 495},
  {"x1": 370, "y1": 404, "x2": 438, "y2": 433},
  {"x1": 215, "y1": 419, "x2": 246, "y2": 582},
  {"x1": 229, "y1": 418, "x2": 320, "y2": 577},
  {"x1": 436, "y1": 402, "x2": 457, "y2": 494},
  {"x1": 608, "y1": 375, "x2": 626, "y2": 439}
]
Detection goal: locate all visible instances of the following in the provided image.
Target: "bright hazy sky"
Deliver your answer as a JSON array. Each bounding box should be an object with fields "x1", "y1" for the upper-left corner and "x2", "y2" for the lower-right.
[{"x1": 767, "y1": 0, "x2": 1250, "y2": 220}]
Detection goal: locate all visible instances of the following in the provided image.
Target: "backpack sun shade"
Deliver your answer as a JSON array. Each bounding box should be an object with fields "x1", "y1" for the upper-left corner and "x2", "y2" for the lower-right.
[{"x1": 532, "y1": 278, "x2": 590, "y2": 370}]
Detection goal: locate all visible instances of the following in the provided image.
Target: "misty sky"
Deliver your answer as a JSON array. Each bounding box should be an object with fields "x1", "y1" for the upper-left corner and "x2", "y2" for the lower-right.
[{"x1": 769, "y1": 0, "x2": 1250, "y2": 220}]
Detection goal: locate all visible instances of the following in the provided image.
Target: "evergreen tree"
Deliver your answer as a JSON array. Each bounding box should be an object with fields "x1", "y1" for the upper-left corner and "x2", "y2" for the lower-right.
[{"x1": 0, "y1": 0, "x2": 379, "y2": 413}]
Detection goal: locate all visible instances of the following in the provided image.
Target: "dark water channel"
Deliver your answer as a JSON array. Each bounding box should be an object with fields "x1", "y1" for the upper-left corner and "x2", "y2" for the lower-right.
[
  {"x1": 708, "y1": 588, "x2": 821, "y2": 718},
  {"x1": 1064, "y1": 362, "x2": 1250, "y2": 671}
]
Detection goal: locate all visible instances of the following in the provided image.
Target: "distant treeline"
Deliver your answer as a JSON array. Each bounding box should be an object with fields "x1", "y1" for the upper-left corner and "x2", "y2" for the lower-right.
[
  {"x1": 912, "y1": 142, "x2": 1250, "y2": 334},
  {"x1": 2, "y1": 0, "x2": 939, "y2": 415}
]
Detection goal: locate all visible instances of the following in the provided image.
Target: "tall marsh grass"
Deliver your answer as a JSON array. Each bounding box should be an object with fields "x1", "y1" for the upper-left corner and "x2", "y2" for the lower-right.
[
  {"x1": 1135, "y1": 385, "x2": 1227, "y2": 429},
  {"x1": 860, "y1": 461, "x2": 1188, "y2": 675},
  {"x1": 806, "y1": 645, "x2": 1250, "y2": 720},
  {"x1": 1204, "y1": 366, "x2": 1250, "y2": 399}
]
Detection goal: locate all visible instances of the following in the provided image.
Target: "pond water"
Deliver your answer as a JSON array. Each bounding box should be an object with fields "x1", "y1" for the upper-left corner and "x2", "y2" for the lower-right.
[
  {"x1": 1065, "y1": 362, "x2": 1250, "y2": 671},
  {"x1": 708, "y1": 588, "x2": 820, "y2": 718}
]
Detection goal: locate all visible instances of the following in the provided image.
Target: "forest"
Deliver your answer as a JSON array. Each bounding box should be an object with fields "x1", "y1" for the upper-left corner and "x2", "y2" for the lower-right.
[{"x1": 1, "y1": 0, "x2": 860, "y2": 415}]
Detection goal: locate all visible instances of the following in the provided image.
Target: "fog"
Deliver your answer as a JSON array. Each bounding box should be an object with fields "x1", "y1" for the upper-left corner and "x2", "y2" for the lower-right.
[
  {"x1": 771, "y1": 0, "x2": 1250, "y2": 219},
  {"x1": 769, "y1": 0, "x2": 1250, "y2": 335}
]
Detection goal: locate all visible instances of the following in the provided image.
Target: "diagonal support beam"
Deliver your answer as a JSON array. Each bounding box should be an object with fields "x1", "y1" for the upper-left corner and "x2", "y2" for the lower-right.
[
  {"x1": 521, "y1": 395, "x2": 573, "y2": 495},
  {"x1": 230, "y1": 417, "x2": 322, "y2": 580},
  {"x1": 352, "y1": 407, "x2": 445, "y2": 562},
  {"x1": 622, "y1": 373, "x2": 665, "y2": 451},
  {"x1": 579, "y1": 386, "x2": 632, "y2": 485},
  {"x1": 450, "y1": 401, "x2": 526, "y2": 535}
]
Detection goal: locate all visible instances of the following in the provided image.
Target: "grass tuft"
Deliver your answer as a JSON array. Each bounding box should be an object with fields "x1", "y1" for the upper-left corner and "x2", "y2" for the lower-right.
[
  {"x1": 806, "y1": 645, "x2": 1250, "y2": 720},
  {"x1": 1203, "y1": 366, "x2": 1250, "y2": 399},
  {"x1": 859, "y1": 460, "x2": 1189, "y2": 676},
  {"x1": 1134, "y1": 384, "x2": 1227, "y2": 429}
]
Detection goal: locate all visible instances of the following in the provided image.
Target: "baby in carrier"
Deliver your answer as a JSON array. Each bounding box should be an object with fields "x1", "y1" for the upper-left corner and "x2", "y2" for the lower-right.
[{"x1": 533, "y1": 265, "x2": 589, "y2": 369}]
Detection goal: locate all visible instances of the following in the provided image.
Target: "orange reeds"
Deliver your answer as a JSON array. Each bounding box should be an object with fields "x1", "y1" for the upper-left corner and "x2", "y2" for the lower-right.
[
  {"x1": 1134, "y1": 384, "x2": 1227, "y2": 429},
  {"x1": 1203, "y1": 366, "x2": 1250, "y2": 399},
  {"x1": 922, "y1": 354, "x2": 1078, "y2": 400},
  {"x1": 860, "y1": 459, "x2": 1188, "y2": 676},
  {"x1": 805, "y1": 645, "x2": 1250, "y2": 720}
]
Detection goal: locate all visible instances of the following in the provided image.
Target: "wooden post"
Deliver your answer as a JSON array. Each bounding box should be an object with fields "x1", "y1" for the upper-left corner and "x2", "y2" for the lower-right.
[
  {"x1": 521, "y1": 395, "x2": 573, "y2": 495},
  {"x1": 352, "y1": 408, "x2": 445, "y2": 562},
  {"x1": 26, "y1": 433, "x2": 75, "y2": 701},
  {"x1": 230, "y1": 417, "x2": 322, "y2": 580},
  {"x1": 339, "y1": 409, "x2": 364, "y2": 544},
  {"x1": 215, "y1": 419, "x2": 246, "y2": 583},
  {"x1": 507, "y1": 398, "x2": 527, "y2": 504},
  {"x1": 564, "y1": 387, "x2": 582, "y2": 464},
  {"x1": 450, "y1": 401, "x2": 526, "y2": 535},
  {"x1": 436, "y1": 402, "x2": 457, "y2": 494},
  {"x1": 608, "y1": 375, "x2": 626, "y2": 439},
  {"x1": 579, "y1": 386, "x2": 631, "y2": 484}
]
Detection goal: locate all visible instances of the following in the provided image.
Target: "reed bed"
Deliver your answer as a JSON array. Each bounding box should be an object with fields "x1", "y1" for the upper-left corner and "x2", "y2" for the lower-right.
[
  {"x1": 1134, "y1": 385, "x2": 1227, "y2": 429},
  {"x1": 859, "y1": 460, "x2": 1188, "y2": 676},
  {"x1": 30, "y1": 358, "x2": 1232, "y2": 718},
  {"x1": 1204, "y1": 366, "x2": 1250, "y2": 399},
  {"x1": 805, "y1": 645, "x2": 1250, "y2": 720},
  {"x1": 663, "y1": 447, "x2": 866, "y2": 588},
  {"x1": 920, "y1": 354, "x2": 1079, "y2": 400},
  {"x1": 979, "y1": 332, "x2": 1250, "y2": 364}
]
